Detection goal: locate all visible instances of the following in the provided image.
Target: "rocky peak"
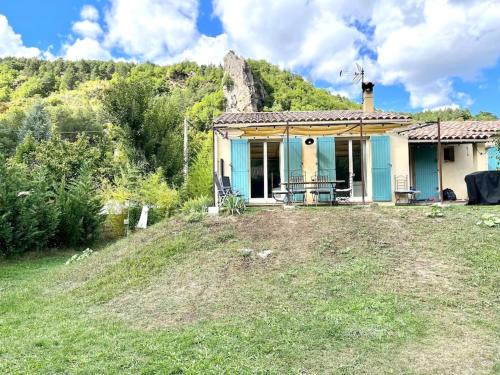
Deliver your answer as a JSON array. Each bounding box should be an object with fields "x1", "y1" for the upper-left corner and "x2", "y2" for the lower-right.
[{"x1": 222, "y1": 51, "x2": 267, "y2": 113}]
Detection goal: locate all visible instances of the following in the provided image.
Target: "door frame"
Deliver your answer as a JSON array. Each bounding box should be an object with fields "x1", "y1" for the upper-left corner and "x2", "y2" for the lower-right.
[
  {"x1": 337, "y1": 138, "x2": 367, "y2": 201},
  {"x1": 249, "y1": 140, "x2": 280, "y2": 204}
]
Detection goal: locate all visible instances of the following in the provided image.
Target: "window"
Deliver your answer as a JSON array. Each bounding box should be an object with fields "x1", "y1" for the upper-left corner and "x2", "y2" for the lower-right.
[{"x1": 443, "y1": 146, "x2": 455, "y2": 162}]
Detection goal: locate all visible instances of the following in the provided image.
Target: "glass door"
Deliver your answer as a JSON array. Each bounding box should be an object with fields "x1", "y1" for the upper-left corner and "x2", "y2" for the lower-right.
[
  {"x1": 250, "y1": 142, "x2": 264, "y2": 199},
  {"x1": 335, "y1": 139, "x2": 367, "y2": 199},
  {"x1": 249, "y1": 141, "x2": 281, "y2": 203}
]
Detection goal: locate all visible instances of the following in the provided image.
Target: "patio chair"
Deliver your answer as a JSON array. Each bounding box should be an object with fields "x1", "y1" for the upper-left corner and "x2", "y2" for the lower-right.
[
  {"x1": 310, "y1": 175, "x2": 334, "y2": 205},
  {"x1": 335, "y1": 187, "x2": 352, "y2": 203},
  {"x1": 221, "y1": 176, "x2": 242, "y2": 197},
  {"x1": 214, "y1": 172, "x2": 242, "y2": 205},
  {"x1": 394, "y1": 175, "x2": 420, "y2": 205},
  {"x1": 288, "y1": 175, "x2": 306, "y2": 204}
]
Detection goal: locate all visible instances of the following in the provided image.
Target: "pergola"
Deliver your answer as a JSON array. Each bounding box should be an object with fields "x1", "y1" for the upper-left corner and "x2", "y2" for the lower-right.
[{"x1": 212, "y1": 110, "x2": 412, "y2": 205}]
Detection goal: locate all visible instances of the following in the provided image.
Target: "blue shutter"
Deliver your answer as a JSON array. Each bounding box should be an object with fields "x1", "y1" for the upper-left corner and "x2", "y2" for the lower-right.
[
  {"x1": 371, "y1": 135, "x2": 392, "y2": 201},
  {"x1": 284, "y1": 138, "x2": 302, "y2": 179},
  {"x1": 488, "y1": 147, "x2": 499, "y2": 171},
  {"x1": 284, "y1": 138, "x2": 303, "y2": 201},
  {"x1": 231, "y1": 139, "x2": 249, "y2": 202},
  {"x1": 414, "y1": 145, "x2": 438, "y2": 200},
  {"x1": 317, "y1": 137, "x2": 336, "y2": 202}
]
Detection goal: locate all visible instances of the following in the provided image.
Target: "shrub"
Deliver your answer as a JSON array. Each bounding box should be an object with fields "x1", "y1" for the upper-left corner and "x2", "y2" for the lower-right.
[
  {"x1": 137, "y1": 169, "x2": 180, "y2": 218},
  {"x1": 181, "y1": 195, "x2": 211, "y2": 222},
  {"x1": 55, "y1": 168, "x2": 104, "y2": 247},
  {"x1": 181, "y1": 195, "x2": 211, "y2": 215},
  {"x1": 185, "y1": 134, "x2": 212, "y2": 198},
  {"x1": 221, "y1": 195, "x2": 246, "y2": 215},
  {"x1": 0, "y1": 156, "x2": 59, "y2": 256}
]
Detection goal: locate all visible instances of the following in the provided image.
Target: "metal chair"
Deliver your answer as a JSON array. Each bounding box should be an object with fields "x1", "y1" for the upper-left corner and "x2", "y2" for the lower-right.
[
  {"x1": 335, "y1": 174, "x2": 352, "y2": 204},
  {"x1": 214, "y1": 172, "x2": 242, "y2": 205},
  {"x1": 310, "y1": 175, "x2": 334, "y2": 205},
  {"x1": 394, "y1": 175, "x2": 420, "y2": 204},
  {"x1": 288, "y1": 175, "x2": 306, "y2": 204}
]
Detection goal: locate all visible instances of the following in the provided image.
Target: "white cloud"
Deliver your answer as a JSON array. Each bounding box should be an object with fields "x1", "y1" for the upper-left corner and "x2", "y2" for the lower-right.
[
  {"x1": 0, "y1": 14, "x2": 40, "y2": 58},
  {"x1": 167, "y1": 34, "x2": 229, "y2": 65},
  {"x1": 81, "y1": 5, "x2": 100, "y2": 21},
  {"x1": 72, "y1": 19, "x2": 103, "y2": 39},
  {"x1": 373, "y1": 0, "x2": 500, "y2": 108},
  {"x1": 64, "y1": 5, "x2": 110, "y2": 61},
  {"x1": 5, "y1": 0, "x2": 498, "y2": 111},
  {"x1": 104, "y1": 0, "x2": 199, "y2": 62},
  {"x1": 212, "y1": 0, "x2": 367, "y2": 72},
  {"x1": 211, "y1": 0, "x2": 500, "y2": 109},
  {"x1": 63, "y1": 38, "x2": 112, "y2": 60}
]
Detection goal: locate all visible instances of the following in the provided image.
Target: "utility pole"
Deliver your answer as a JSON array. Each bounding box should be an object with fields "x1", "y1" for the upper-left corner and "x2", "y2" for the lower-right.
[
  {"x1": 437, "y1": 118, "x2": 444, "y2": 204},
  {"x1": 183, "y1": 118, "x2": 189, "y2": 180}
]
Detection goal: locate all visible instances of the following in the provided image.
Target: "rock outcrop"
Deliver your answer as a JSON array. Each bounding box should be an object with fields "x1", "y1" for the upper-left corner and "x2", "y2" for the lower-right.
[{"x1": 223, "y1": 51, "x2": 267, "y2": 112}]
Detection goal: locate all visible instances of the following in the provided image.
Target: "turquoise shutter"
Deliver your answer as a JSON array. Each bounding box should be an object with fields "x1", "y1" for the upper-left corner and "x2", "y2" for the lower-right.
[
  {"x1": 231, "y1": 139, "x2": 249, "y2": 202},
  {"x1": 284, "y1": 138, "x2": 303, "y2": 201},
  {"x1": 488, "y1": 147, "x2": 499, "y2": 170},
  {"x1": 284, "y1": 138, "x2": 302, "y2": 179},
  {"x1": 414, "y1": 145, "x2": 438, "y2": 200},
  {"x1": 371, "y1": 135, "x2": 392, "y2": 201},
  {"x1": 317, "y1": 137, "x2": 336, "y2": 202}
]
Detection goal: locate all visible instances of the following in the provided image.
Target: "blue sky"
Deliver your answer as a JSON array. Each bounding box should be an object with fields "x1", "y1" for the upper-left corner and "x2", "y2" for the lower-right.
[{"x1": 1, "y1": 0, "x2": 499, "y2": 116}]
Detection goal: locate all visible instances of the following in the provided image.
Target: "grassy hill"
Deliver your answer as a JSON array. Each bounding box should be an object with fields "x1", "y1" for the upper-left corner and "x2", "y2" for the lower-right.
[{"x1": 1, "y1": 205, "x2": 499, "y2": 373}]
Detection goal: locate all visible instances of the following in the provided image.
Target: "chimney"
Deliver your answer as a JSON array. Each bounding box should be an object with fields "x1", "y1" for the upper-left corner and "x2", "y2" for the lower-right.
[{"x1": 362, "y1": 82, "x2": 375, "y2": 113}]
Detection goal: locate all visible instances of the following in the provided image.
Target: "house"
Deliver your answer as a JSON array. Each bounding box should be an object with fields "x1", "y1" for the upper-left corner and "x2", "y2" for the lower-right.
[
  {"x1": 212, "y1": 84, "x2": 500, "y2": 205},
  {"x1": 397, "y1": 121, "x2": 500, "y2": 200}
]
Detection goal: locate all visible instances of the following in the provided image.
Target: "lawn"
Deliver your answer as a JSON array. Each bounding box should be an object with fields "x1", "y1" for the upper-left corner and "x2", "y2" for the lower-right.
[{"x1": 0, "y1": 205, "x2": 499, "y2": 374}]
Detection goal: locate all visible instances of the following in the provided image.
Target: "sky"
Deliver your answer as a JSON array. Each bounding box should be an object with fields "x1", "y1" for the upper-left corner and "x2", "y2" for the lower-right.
[{"x1": 1, "y1": 0, "x2": 499, "y2": 115}]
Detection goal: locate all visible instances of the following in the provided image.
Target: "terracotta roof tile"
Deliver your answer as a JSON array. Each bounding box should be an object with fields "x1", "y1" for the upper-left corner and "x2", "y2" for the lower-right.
[
  {"x1": 213, "y1": 110, "x2": 411, "y2": 127},
  {"x1": 397, "y1": 121, "x2": 500, "y2": 141}
]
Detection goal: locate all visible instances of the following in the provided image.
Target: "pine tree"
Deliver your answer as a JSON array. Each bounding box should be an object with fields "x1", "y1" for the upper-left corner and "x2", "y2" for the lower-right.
[{"x1": 19, "y1": 102, "x2": 52, "y2": 142}]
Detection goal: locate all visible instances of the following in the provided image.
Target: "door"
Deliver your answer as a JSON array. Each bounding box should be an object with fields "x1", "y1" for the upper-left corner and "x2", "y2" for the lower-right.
[
  {"x1": 335, "y1": 139, "x2": 367, "y2": 200},
  {"x1": 414, "y1": 145, "x2": 438, "y2": 200},
  {"x1": 488, "y1": 147, "x2": 499, "y2": 170},
  {"x1": 371, "y1": 135, "x2": 392, "y2": 201},
  {"x1": 231, "y1": 139, "x2": 249, "y2": 201},
  {"x1": 249, "y1": 141, "x2": 281, "y2": 203}
]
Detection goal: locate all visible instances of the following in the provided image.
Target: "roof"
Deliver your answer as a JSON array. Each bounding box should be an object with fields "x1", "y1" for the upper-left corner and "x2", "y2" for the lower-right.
[
  {"x1": 213, "y1": 110, "x2": 411, "y2": 127},
  {"x1": 397, "y1": 121, "x2": 500, "y2": 142}
]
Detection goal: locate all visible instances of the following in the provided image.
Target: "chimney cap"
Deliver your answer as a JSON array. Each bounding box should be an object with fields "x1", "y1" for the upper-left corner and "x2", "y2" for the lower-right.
[{"x1": 362, "y1": 81, "x2": 374, "y2": 93}]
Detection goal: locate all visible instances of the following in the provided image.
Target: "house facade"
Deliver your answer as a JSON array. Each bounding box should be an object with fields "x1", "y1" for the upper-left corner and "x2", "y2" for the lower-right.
[
  {"x1": 212, "y1": 107, "x2": 413, "y2": 204},
  {"x1": 397, "y1": 121, "x2": 500, "y2": 200},
  {"x1": 212, "y1": 111, "x2": 500, "y2": 205}
]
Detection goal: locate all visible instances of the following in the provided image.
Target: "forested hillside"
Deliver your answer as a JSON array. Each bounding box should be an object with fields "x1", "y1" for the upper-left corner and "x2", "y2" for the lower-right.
[{"x1": 0, "y1": 57, "x2": 360, "y2": 255}]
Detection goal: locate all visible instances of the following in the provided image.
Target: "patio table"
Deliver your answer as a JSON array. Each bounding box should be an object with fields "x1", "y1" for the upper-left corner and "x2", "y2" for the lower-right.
[{"x1": 275, "y1": 180, "x2": 345, "y2": 204}]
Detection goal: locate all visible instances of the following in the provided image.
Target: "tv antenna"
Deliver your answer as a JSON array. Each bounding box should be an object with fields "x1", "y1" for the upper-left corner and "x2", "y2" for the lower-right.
[{"x1": 339, "y1": 63, "x2": 365, "y2": 83}]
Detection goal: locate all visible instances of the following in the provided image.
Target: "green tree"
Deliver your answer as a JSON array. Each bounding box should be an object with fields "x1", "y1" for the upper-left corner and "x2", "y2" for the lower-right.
[
  {"x1": 102, "y1": 77, "x2": 152, "y2": 150},
  {"x1": 187, "y1": 90, "x2": 225, "y2": 131},
  {"x1": 186, "y1": 133, "x2": 213, "y2": 198},
  {"x1": 474, "y1": 111, "x2": 498, "y2": 120},
  {"x1": 143, "y1": 94, "x2": 184, "y2": 182},
  {"x1": 55, "y1": 167, "x2": 103, "y2": 246},
  {"x1": 60, "y1": 65, "x2": 78, "y2": 90},
  {"x1": 19, "y1": 102, "x2": 52, "y2": 142},
  {"x1": 0, "y1": 155, "x2": 59, "y2": 256}
]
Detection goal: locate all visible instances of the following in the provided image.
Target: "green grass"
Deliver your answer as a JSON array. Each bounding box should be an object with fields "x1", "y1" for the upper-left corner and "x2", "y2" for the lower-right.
[{"x1": 0, "y1": 205, "x2": 499, "y2": 374}]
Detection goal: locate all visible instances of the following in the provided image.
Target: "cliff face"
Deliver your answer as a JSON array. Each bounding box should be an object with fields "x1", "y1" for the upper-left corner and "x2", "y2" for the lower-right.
[{"x1": 223, "y1": 51, "x2": 267, "y2": 112}]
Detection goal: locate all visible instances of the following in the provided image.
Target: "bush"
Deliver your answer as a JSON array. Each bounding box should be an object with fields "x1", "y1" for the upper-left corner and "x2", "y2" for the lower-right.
[
  {"x1": 181, "y1": 195, "x2": 211, "y2": 222},
  {"x1": 221, "y1": 195, "x2": 246, "y2": 215},
  {"x1": 55, "y1": 168, "x2": 104, "y2": 247},
  {"x1": 137, "y1": 169, "x2": 179, "y2": 218},
  {"x1": 185, "y1": 134, "x2": 212, "y2": 198},
  {"x1": 0, "y1": 156, "x2": 59, "y2": 256},
  {"x1": 181, "y1": 195, "x2": 211, "y2": 214}
]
